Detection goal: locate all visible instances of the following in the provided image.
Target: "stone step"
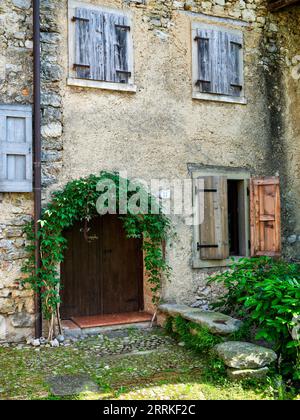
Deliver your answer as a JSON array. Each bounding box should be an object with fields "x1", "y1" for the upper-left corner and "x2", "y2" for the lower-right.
[
  {"x1": 63, "y1": 321, "x2": 154, "y2": 339},
  {"x1": 227, "y1": 367, "x2": 270, "y2": 381},
  {"x1": 159, "y1": 303, "x2": 242, "y2": 336},
  {"x1": 214, "y1": 341, "x2": 277, "y2": 370}
]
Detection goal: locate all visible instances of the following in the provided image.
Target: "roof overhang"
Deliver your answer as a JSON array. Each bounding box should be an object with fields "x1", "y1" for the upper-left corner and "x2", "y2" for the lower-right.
[{"x1": 268, "y1": 0, "x2": 300, "y2": 11}]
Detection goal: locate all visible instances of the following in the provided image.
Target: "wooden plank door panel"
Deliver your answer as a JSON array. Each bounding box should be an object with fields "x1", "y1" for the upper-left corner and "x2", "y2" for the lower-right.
[
  {"x1": 61, "y1": 218, "x2": 102, "y2": 319},
  {"x1": 61, "y1": 216, "x2": 144, "y2": 319},
  {"x1": 101, "y1": 215, "x2": 144, "y2": 314}
]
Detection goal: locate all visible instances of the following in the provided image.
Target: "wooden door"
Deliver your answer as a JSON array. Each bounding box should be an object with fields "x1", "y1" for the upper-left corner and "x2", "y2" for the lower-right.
[{"x1": 60, "y1": 215, "x2": 144, "y2": 319}]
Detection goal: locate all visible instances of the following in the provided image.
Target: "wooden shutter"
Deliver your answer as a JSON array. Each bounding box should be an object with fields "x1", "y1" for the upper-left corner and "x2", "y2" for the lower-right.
[
  {"x1": 198, "y1": 176, "x2": 229, "y2": 260},
  {"x1": 74, "y1": 8, "x2": 91, "y2": 79},
  {"x1": 229, "y1": 33, "x2": 243, "y2": 97},
  {"x1": 74, "y1": 8, "x2": 131, "y2": 83},
  {"x1": 114, "y1": 17, "x2": 131, "y2": 84},
  {"x1": 250, "y1": 177, "x2": 281, "y2": 257},
  {"x1": 0, "y1": 105, "x2": 32, "y2": 193},
  {"x1": 196, "y1": 31, "x2": 212, "y2": 93},
  {"x1": 196, "y1": 27, "x2": 243, "y2": 97}
]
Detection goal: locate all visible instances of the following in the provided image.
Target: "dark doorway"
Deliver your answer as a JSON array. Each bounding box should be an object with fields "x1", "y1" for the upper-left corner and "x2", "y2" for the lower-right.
[
  {"x1": 228, "y1": 180, "x2": 240, "y2": 256},
  {"x1": 60, "y1": 215, "x2": 144, "y2": 319}
]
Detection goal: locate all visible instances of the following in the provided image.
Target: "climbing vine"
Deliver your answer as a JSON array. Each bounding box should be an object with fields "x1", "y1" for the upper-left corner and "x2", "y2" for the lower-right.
[{"x1": 22, "y1": 172, "x2": 171, "y2": 338}]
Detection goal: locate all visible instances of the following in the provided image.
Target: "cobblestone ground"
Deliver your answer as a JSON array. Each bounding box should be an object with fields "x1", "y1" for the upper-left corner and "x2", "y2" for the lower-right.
[
  {"x1": 0, "y1": 328, "x2": 297, "y2": 400},
  {"x1": 74, "y1": 329, "x2": 174, "y2": 356}
]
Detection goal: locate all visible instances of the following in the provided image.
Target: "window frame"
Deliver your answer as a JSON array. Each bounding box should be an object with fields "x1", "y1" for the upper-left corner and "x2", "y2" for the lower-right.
[
  {"x1": 192, "y1": 167, "x2": 250, "y2": 269},
  {"x1": 192, "y1": 22, "x2": 247, "y2": 105},
  {"x1": 67, "y1": 0, "x2": 136, "y2": 93}
]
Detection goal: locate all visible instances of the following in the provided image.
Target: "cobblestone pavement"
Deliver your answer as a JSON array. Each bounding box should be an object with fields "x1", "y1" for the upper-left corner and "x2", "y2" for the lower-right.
[{"x1": 0, "y1": 327, "x2": 295, "y2": 400}]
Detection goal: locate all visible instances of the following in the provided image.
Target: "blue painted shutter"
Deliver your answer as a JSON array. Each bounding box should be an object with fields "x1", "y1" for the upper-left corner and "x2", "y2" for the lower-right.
[{"x1": 0, "y1": 105, "x2": 33, "y2": 192}]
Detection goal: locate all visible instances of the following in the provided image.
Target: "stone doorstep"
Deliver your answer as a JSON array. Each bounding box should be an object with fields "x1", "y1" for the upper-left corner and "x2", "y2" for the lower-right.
[
  {"x1": 159, "y1": 303, "x2": 242, "y2": 336},
  {"x1": 62, "y1": 319, "x2": 155, "y2": 339},
  {"x1": 71, "y1": 312, "x2": 153, "y2": 329}
]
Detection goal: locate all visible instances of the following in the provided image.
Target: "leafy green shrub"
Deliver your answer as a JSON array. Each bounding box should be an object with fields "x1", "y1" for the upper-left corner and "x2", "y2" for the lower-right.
[{"x1": 208, "y1": 257, "x2": 300, "y2": 380}]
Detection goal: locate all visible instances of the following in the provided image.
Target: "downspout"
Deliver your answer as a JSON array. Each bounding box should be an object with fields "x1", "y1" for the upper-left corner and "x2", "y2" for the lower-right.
[{"x1": 33, "y1": 0, "x2": 42, "y2": 338}]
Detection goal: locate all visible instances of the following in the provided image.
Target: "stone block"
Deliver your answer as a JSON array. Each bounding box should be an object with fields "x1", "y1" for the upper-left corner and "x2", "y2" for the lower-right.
[
  {"x1": 159, "y1": 304, "x2": 242, "y2": 335},
  {"x1": 215, "y1": 342, "x2": 277, "y2": 369},
  {"x1": 0, "y1": 315, "x2": 7, "y2": 340},
  {"x1": 227, "y1": 367, "x2": 269, "y2": 381},
  {"x1": 12, "y1": 0, "x2": 31, "y2": 10},
  {"x1": 11, "y1": 312, "x2": 35, "y2": 328}
]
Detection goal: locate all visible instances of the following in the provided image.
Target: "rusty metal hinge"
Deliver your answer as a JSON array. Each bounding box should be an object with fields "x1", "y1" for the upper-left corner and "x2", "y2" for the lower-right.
[
  {"x1": 195, "y1": 187, "x2": 217, "y2": 194},
  {"x1": 230, "y1": 41, "x2": 242, "y2": 48},
  {"x1": 115, "y1": 24, "x2": 131, "y2": 31},
  {"x1": 194, "y1": 36, "x2": 209, "y2": 42},
  {"x1": 197, "y1": 243, "x2": 219, "y2": 251},
  {"x1": 231, "y1": 83, "x2": 243, "y2": 90},
  {"x1": 72, "y1": 16, "x2": 89, "y2": 23},
  {"x1": 73, "y1": 63, "x2": 90, "y2": 70},
  {"x1": 116, "y1": 70, "x2": 132, "y2": 76},
  {"x1": 195, "y1": 79, "x2": 211, "y2": 86}
]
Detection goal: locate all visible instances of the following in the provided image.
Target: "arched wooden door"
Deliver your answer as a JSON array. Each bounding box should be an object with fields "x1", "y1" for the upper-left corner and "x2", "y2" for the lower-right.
[{"x1": 60, "y1": 215, "x2": 144, "y2": 319}]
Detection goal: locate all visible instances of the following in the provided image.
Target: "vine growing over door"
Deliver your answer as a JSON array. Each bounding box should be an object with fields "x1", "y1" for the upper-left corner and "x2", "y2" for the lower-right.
[{"x1": 22, "y1": 172, "x2": 171, "y2": 339}]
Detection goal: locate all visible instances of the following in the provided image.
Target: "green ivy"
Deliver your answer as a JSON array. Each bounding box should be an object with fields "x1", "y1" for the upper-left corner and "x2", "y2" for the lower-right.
[{"x1": 21, "y1": 172, "x2": 171, "y2": 320}]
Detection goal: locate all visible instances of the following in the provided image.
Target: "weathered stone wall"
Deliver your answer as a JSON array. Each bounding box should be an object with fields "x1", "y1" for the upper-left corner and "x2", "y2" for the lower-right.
[
  {"x1": 0, "y1": 0, "x2": 65, "y2": 342},
  {"x1": 262, "y1": 7, "x2": 300, "y2": 261},
  {"x1": 0, "y1": 0, "x2": 35, "y2": 342},
  {"x1": 40, "y1": 0, "x2": 63, "y2": 192}
]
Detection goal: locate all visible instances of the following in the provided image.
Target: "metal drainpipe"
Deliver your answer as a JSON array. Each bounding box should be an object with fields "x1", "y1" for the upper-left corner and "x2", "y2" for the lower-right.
[{"x1": 33, "y1": 0, "x2": 42, "y2": 339}]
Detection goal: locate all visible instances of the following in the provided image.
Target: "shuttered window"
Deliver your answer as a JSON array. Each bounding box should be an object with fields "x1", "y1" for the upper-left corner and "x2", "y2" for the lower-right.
[
  {"x1": 192, "y1": 171, "x2": 281, "y2": 267},
  {"x1": 0, "y1": 105, "x2": 32, "y2": 193},
  {"x1": 192, "y1": 169, "x2": 250, "y2": 268},
  {"x1": 71, "y1": 5, "x2": 133, "y2": 85},
  {"x1": 250, "y1": 177, "x2": 281, "y2": 257},
  {"x1": 192, "y1": 23, "x2": 245, "y2": 103}
]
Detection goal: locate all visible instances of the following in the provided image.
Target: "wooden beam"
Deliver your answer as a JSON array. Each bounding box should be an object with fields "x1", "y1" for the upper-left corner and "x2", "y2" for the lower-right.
[{"x1": 268, "y1": 0, "x2": 300, "y2": 12}]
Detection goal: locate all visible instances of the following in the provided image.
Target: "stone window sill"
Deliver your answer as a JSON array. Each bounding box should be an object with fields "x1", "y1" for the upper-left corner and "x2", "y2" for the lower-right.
[
  {"x1": 67, "y1": 78, "x2": 137, "y2": 93},
  {"x1": 193, "y1": 256, "x2": 246, "y2": 269},
  {"x1": 192, "y1": 91, "x2": 247, "y2": 105}
]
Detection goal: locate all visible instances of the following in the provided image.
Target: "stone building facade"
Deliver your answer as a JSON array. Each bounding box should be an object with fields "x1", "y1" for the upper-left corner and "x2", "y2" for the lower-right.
[
  {"x1": 0, "y1": 0, "x2": 299, "y2": 342},
  {"x1": 0, "y1": 0, "x2": 35, "y2": 342}
]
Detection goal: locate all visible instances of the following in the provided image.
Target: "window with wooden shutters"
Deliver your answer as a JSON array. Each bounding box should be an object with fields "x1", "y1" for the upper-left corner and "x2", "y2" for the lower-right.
[
  {"x1": 192, "y1": 168, "x2": 250, "y2": 268},
  {"x1": 0, "y1": 105, "x2": 32, "y2": 193},
  {"x1": 192, "y1": 23, "x2": 246, "y2": 104},
  {"x1": 250, "y1": 177, "x2": 281, "y2": 257},
  {"x1": 68, "y1": 1, "x2": 135, "y2": 92}
]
